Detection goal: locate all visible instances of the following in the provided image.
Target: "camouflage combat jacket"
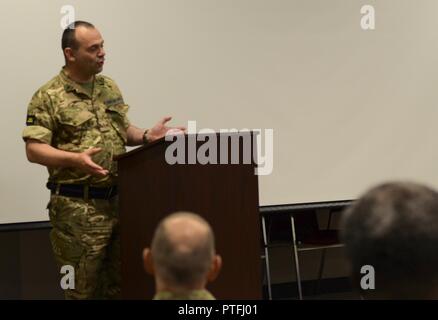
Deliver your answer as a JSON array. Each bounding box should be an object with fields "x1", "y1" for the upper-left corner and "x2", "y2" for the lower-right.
[{"x1": 22, "y1": 68, "x2": 130, "y2": 187}]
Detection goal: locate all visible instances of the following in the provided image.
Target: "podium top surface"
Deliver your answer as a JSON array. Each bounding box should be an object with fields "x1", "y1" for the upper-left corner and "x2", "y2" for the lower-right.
[{"x1": 114, "y1": 136, "x2": 165, "y2": 161}]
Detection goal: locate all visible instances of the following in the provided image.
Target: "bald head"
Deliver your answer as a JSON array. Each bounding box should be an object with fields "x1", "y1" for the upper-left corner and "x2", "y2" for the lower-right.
[
  {"x1": 158, "y1": 212, "x2": 213, "y2": 251},
  {"x1": 150, "y1": 212, "x2": 216, "y2": 289}
]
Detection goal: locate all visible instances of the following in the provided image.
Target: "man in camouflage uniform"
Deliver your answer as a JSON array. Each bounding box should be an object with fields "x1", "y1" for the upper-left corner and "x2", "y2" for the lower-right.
[
  {"x1": 22, "y1": 21, "x2": 184, "y2": 299},
  {"x1": 142, "y1": 212, "x2": 222, "y2": 300}
]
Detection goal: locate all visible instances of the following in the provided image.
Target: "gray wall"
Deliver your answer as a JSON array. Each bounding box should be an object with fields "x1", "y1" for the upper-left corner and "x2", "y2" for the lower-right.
[{"x1": 6, "y1": 0, "x2": 438, "y2": 223}]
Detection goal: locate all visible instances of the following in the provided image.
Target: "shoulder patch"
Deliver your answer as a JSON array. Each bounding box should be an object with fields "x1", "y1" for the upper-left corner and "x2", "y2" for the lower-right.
[{"x1": 26, "y1": 115, "x2": 36, "y2": 126}]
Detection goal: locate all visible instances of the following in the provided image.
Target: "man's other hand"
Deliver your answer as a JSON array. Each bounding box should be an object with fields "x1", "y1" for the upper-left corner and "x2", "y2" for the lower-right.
[{"x1": 146, "y1": 116, "x2": 187, "y2": 142}]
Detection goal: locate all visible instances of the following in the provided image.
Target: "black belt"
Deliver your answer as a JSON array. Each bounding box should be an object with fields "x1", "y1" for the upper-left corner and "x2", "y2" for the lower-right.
[{"x1": 46, "y1": 182, "x2": 118, "y2": 200}]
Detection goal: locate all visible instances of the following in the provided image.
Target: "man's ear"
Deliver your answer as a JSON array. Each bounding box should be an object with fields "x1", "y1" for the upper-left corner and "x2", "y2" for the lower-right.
[
  {"x1": 64, "y1": 48, "x2": 76, "y2": 63},
  {"x1": 207, "y1": 254, "x2": 222, "y2": 282},
  {"x1": 142, "y1": 248, "x2": 155, "y2": 275}
]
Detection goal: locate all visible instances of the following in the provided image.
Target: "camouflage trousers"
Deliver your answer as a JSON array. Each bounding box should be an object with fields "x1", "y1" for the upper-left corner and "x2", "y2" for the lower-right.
[{"x1": 48, "y1": 194, "x2": 120, "y2": 299}]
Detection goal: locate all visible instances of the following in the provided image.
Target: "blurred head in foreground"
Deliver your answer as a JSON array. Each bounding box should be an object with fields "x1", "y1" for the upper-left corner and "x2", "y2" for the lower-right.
[{"x1": 342, "y1": 181, "x2": 438, "y2": 299}]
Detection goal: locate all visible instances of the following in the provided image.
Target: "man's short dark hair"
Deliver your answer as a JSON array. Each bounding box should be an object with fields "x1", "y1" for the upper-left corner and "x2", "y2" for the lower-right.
[
  {"x1": 341, "y1": 181, "x2": 438, "y2": 299},
  {"x1": 61, "y1": 21, "x2": 95, "y2": 51}
]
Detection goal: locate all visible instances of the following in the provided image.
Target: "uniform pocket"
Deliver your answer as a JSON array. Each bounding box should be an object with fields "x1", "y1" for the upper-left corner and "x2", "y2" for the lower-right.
[
  {"x1": 56, "y1": 105, "x2": 95, "y2": 145},
  {"x1": 50, "y1": 228, "x2": 85, "y2": 268},
  {"x1": 49, "y1": 195, "x2": 87, "y2": 269}
]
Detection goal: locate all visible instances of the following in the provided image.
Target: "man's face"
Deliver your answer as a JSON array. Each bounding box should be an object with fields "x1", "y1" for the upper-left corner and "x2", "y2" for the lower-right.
[{"x1": 70, "y1": 26, "x2": 105, "y2": 76}]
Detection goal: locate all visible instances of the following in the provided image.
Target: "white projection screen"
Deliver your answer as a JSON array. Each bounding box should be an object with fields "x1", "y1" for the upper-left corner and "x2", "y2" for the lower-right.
[{"x1": 2, "y1": 0, "x2": 438, "y2": 224}]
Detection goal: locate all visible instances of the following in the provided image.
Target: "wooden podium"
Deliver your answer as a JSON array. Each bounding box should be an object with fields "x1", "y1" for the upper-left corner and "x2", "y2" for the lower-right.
[{"x1": 116, "y1": 132, "x2": 262, "y2": 299}]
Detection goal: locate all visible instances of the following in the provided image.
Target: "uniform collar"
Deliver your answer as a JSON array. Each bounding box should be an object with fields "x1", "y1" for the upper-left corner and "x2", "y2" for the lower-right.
[{"x1": 60, "y1": 67, "x2": 104, "y2": 99}]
